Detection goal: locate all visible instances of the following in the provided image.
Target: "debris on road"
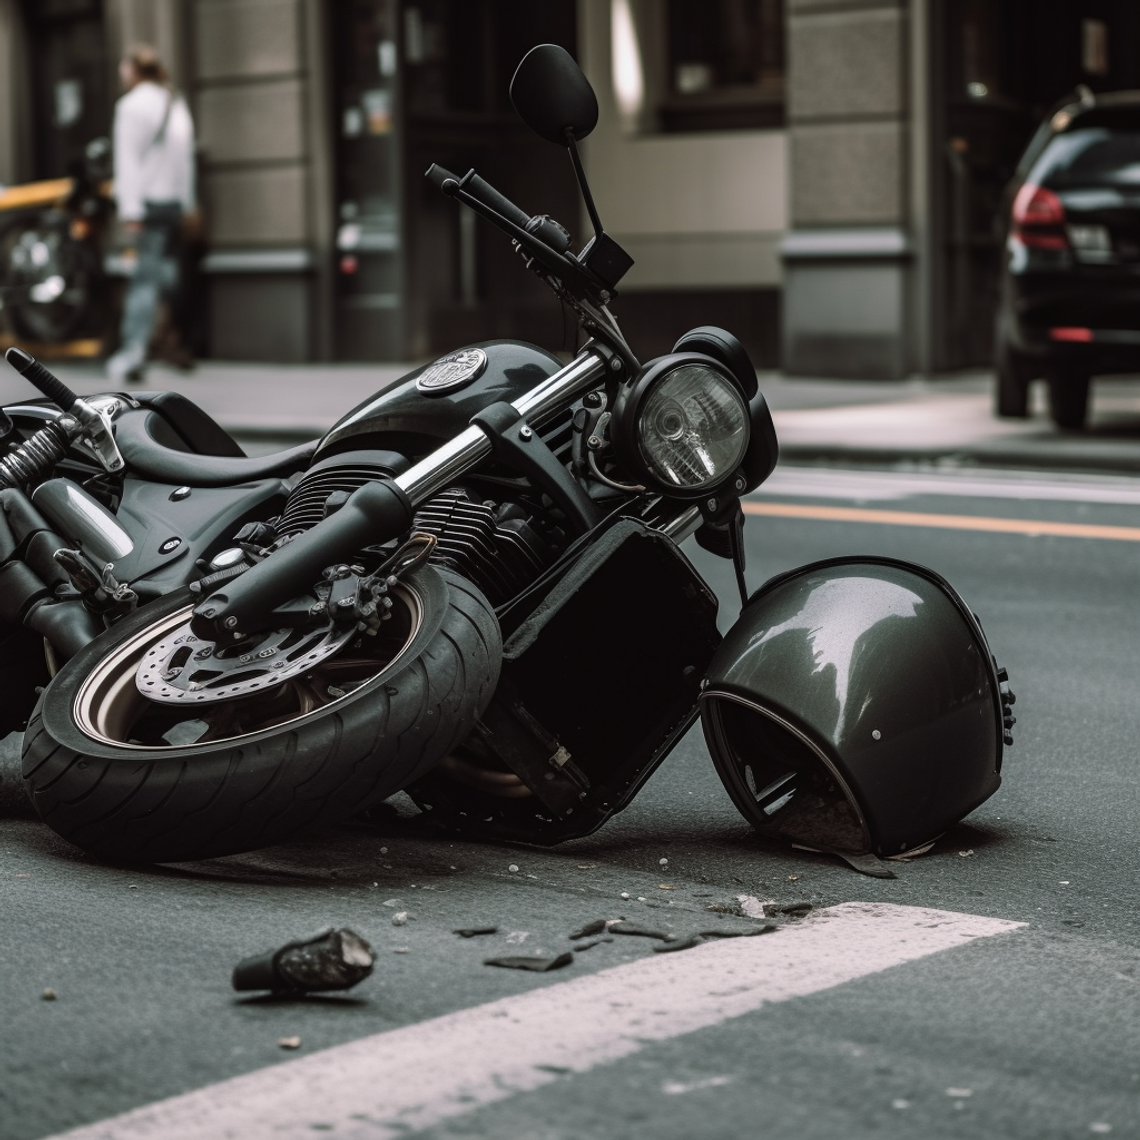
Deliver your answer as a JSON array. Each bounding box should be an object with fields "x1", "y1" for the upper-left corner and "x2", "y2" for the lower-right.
[
  {"x1": 571, "y1": 937, "x2": 613, "y2": 952},
  {"x1": 763, "y1": 900, "x2": 814, "y2": 918},
  {"x1": 734, "y1": 896, "x2": 771, "y2": 919},
  {"x1": 568, "y1": 919, "x2": 611, "y2": 939},
  {"x1": 653, "y1": 925, "x2": 778, "y2": 953},
  {"x1": 656, "y1": 921, "x2": 779, "y2": 948},
  {"x1": 484, "y1": 952, "x2": 574, "y2": 972},
  {"x1": 232, "y1": 928, "x2": 375, "y2": 995},
  {"x1": 41, "y1": 987, "x2": 57, "y2": 1001},
  {"x1": 609, "y1": 920, "x2": 673, "y2": 941},
  {"x1": 277, "y1": 1036, "x2": 302, "y2": 1049},
  {"x1": 391, "y1": 911, "x2": 410, "y2": 926},
  {"x1": 453, "y1": 926, "x2": 499, "y2": 938}
]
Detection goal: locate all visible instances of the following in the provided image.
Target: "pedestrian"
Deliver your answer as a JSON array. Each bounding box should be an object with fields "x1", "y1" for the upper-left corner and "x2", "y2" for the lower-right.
[{"x1": 105, "y1": 44, "x2": 197, "y2": 383}]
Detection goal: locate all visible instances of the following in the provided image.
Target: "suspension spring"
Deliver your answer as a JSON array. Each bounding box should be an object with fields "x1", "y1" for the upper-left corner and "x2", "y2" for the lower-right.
[{"x1": 0, "y1": 420, "x2": 71, "y2": 490}]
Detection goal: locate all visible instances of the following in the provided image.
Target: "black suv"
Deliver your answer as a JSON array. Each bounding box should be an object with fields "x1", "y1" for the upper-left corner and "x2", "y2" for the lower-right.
[{"x1": 996, "y1": 90, "x2": 1140, "y2": 430}]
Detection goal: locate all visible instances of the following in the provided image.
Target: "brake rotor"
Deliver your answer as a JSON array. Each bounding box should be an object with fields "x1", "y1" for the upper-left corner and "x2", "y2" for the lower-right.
[{"x1": 135, "y1": 617, "x2": 357, "y2": 705}]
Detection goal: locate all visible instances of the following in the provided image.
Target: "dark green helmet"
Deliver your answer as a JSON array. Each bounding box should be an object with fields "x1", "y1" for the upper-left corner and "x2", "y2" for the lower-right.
[{"x1": 700, "y1": 557, "x2": 1013, "y2": 859}]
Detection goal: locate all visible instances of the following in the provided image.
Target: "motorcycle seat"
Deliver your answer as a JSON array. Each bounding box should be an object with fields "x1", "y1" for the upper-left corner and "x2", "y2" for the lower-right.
[{"x1": 114, "y1": 407, "x2": 317, "y2": 487}]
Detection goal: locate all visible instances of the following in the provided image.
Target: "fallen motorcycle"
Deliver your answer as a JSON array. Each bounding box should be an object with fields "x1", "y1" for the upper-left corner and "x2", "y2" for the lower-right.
[{"x1": 2, "y1": 47, "x2": 1015, "y2": 865}]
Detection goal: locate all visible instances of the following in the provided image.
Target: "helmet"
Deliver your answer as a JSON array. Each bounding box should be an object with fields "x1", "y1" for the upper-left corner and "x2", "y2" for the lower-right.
[{"x1": 700, "y1": 557, "x2": 1013, "y2": 858}]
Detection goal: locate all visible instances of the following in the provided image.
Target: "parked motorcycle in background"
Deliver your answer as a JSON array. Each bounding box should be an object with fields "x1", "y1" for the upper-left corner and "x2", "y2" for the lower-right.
[
  {"x1": 0, "y1": 47, "x2": 1016, "y2": 868},
  {"x1": 0, "y1": 137, "x2": 114, "y2": 348}
]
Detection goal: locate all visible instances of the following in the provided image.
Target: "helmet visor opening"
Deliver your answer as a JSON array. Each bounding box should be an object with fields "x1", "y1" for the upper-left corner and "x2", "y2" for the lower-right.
[{"x1": 706, "y1": 696, "x2": 869, "y2": 854}]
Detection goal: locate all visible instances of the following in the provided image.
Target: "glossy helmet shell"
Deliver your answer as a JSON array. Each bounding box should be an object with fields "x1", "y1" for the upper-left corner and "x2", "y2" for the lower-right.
[{"x1": 699, "y1": 557, "x2": 1005, "y2": 858}]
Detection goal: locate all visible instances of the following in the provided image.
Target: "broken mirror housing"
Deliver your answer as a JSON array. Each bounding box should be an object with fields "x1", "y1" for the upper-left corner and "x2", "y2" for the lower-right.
[{"x1": 700, "y1": 557, "x2": 1008, "y2": 858}]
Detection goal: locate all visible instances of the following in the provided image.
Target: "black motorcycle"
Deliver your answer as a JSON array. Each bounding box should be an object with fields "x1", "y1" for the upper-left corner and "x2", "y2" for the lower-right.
[
  {"x1": 0, "y1": 47, "x2": 1015, "y2": 866},
  {"x1": 0, "y1": 137, "x2": 113, "y2": 345}
]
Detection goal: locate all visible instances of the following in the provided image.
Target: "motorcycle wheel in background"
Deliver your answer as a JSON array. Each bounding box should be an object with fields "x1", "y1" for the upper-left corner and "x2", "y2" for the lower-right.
[
  {"x1": 21, "y1": 566, "x2": 500, "y2": 863},
  {"x1": 1, "y1": 218, "x2": 104, "y2": 343}
]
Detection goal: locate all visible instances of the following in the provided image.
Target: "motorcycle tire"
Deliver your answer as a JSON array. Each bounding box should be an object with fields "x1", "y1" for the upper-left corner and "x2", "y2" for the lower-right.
[
  {"x1": 3, "y1": 224, "x2": 104, "y2": 344},
  {"x1": 21, "y1": 565, "x2": 500, "y2": 863}
]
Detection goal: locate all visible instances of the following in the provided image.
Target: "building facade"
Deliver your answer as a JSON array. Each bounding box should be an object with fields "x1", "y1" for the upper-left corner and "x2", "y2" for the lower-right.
[{"x1": 0, "y1": 0, "x2": 1136, "y2": 376}]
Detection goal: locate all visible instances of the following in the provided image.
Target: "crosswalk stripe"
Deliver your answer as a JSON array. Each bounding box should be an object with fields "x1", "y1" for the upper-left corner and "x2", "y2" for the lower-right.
[{"x1": 46, "y1": 903, "x2": 1023, "y2": 1140}]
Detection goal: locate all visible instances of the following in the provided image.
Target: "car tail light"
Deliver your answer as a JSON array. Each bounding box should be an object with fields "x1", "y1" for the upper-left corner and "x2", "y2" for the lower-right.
[
  {"x1": 1049, "y1": 327, "x2": 1093, "y2": 342},
  {"x1": 1012, "y1": 183, "x2": 1068, "y2": 249}
]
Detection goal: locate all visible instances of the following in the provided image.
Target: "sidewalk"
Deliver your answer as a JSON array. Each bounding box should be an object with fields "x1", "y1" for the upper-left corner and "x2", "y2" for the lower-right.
[{"x1": 5, "y1": 357, "x2": 1140, "y2": 476}]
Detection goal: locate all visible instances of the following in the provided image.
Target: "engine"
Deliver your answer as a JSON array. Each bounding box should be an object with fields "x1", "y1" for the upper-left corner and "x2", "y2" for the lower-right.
[{"x1": 273, "y1": 449, "x2": 558, "y2": 608}]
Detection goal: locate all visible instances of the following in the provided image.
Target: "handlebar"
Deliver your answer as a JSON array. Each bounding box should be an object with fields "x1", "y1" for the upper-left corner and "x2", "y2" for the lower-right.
[
  {"x1": 5, "y1": 347, "x2": 80, "y2": 413},
  {"x1": 425, "y1": 162, "x2": 608, "y2": 306},
  {"x1": 426, "y1": 164, "x2": 532, "y2": 232}
]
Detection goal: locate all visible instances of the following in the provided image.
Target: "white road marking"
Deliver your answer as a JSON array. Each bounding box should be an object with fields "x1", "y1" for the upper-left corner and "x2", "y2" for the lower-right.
[
  {"x1": 47, "y1": 903, "x2": 1023, "y2": 1140},
  {"x1": 762, "y1": 465, "x2": 1140, "y2": 505}
]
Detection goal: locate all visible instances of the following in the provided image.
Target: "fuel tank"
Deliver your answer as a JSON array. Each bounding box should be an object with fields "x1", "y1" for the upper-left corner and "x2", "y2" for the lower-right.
[{"x1": 315, "y1": 341, "x2": 563, "y2": 460}]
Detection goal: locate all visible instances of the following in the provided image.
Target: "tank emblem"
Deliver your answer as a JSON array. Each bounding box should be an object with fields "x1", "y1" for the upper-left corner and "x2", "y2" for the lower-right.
[{"x1": 416, "y1": 348, "x2": 488, "y2": 394}]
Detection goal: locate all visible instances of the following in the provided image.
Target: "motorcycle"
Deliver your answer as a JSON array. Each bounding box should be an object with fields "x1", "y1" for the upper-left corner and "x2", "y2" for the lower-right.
[
  {"x1": 1, "y1": 46, "x2": 1015, "y2": 866},
  {"x1": 0, "y1": 137, "x2": 114, "y2": 346}
]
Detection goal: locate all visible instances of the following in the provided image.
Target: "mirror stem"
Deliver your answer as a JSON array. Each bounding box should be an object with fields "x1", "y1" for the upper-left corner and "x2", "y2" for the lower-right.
[{"x1": 564, "y1": 129, "x2": 604, "y2": 240}]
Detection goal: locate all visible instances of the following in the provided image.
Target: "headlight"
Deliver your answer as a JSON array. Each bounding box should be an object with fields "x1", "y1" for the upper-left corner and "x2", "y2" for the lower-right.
[{"x1": 612, "y1": 355, "x2": 751, "y2": 497}]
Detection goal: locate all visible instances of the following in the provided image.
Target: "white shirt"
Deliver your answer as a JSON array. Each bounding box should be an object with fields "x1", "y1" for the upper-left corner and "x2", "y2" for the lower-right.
[{"x1": 112, "y1": 80, "x2": 196, "y2": 222}]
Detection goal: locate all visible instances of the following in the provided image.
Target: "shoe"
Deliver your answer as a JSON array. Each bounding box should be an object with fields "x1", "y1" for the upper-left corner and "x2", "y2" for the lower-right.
[{"x1": 106, "y1": 346, "x2": 146, "y2": 385}]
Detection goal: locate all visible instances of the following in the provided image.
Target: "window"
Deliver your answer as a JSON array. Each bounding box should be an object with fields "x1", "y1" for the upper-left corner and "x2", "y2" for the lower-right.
[{"x1": 661, "y1": 0, "x2": 784, "y2": 131}]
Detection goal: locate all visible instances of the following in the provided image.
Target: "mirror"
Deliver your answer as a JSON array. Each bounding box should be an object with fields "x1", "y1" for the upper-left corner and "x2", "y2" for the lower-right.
[{"x1": 510, "y1": 44, "x2": 598, "y2": 145}]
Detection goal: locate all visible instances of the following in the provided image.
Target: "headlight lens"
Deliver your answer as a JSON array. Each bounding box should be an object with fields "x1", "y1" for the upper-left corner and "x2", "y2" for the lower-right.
[{"x1": 636, "y1": 364, "x2": 749, "y2": 490}]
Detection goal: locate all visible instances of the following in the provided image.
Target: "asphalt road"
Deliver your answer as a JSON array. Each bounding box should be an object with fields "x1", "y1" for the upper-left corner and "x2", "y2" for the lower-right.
[{"x1": 4, "y1": 464, "x2": 1140, "y2": 1140}]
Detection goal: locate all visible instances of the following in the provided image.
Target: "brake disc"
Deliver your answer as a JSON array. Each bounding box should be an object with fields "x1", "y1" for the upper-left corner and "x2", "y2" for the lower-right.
[{"x1": 135, "y1": 617, "x2": 357, "y2": 705}]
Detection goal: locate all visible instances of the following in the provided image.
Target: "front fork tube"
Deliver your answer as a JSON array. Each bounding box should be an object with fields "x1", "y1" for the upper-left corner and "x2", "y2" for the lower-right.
[{"x1": 191, "y1": 351, "x2": 611, "y2": 641}]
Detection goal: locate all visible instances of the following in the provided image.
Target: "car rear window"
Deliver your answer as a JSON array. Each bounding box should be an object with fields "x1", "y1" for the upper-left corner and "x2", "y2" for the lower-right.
[{"x1": 1033, "y1": 127, "x2": 1140, "y2": 187}]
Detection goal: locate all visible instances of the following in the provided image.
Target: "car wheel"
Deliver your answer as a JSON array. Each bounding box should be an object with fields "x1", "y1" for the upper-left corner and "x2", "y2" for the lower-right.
[
  {"x1": 995, "y1": 341, "x2": 1031, "y2": 418},
  {"x1": 1046, "y1": 368, "x2": 1091, "y2": 431}
]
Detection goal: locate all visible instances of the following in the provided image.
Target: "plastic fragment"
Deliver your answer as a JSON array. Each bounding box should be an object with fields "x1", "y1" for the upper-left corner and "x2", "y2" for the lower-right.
[
  {"x1": 609, "y1": 921, "x2": 673, "y2": 941},
  {"x1": 835, "y1": 853, "x2": 896, "y2": 879},
  {"x1": 571, "y1": 937, "x2": 613, "y2": 952},
  {"x1": 733, "y1": 895, "x2": 771, "y2": 918},
  {"x1": 762, "y1": 900, "x2": 814, "y2": 918},
  {"x1": 653, "y1": 924, "x2": 779, "y2": 953},
  {"x1": 484, "y1": 953, "x2": 573, "y2": 972},
  {"x1": 453, "y1": 926, "x2": 499, "y2": 938},
  {"x1": 232, "y1": 927, "x2": 375, "y2": 994}
]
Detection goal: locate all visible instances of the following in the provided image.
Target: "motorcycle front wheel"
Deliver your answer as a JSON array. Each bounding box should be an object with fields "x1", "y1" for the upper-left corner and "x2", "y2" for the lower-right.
[{"x1": 21, "y1": 566, "x2": 500, "y2": 862}]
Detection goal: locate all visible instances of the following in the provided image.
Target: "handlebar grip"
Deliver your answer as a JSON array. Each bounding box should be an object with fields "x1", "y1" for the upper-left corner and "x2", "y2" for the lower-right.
[
  {"x1": 458, "y1": 171, "x2": 532, "y2": 231},
  {"x1": 4, "y1": 348, "x2": 79, "y2": 412},
  {"x1": 425, "y1": 163, "x2": 460, "y2": 191}
]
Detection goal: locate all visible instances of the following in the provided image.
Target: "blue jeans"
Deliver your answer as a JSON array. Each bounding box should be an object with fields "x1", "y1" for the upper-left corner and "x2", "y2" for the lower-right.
[{"x1": 110, "y1": 201, "x2": 182, "y2": 377}]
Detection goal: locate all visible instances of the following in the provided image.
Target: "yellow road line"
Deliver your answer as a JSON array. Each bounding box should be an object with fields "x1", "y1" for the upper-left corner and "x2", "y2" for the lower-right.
[{"x1": 743, "y1": 500, "x2": 1140, "y2": 542}]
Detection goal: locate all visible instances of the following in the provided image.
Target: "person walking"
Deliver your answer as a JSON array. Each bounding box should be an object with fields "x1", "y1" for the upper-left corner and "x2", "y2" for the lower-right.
[{"x1": 105, "y1": 44, "x2": 197, "y2": 383}]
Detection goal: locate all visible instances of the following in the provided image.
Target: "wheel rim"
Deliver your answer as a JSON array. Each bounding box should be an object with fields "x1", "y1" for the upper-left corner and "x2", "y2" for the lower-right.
[{"x1": 73, "y1": 584, "x2": 423, "y2": 749}]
